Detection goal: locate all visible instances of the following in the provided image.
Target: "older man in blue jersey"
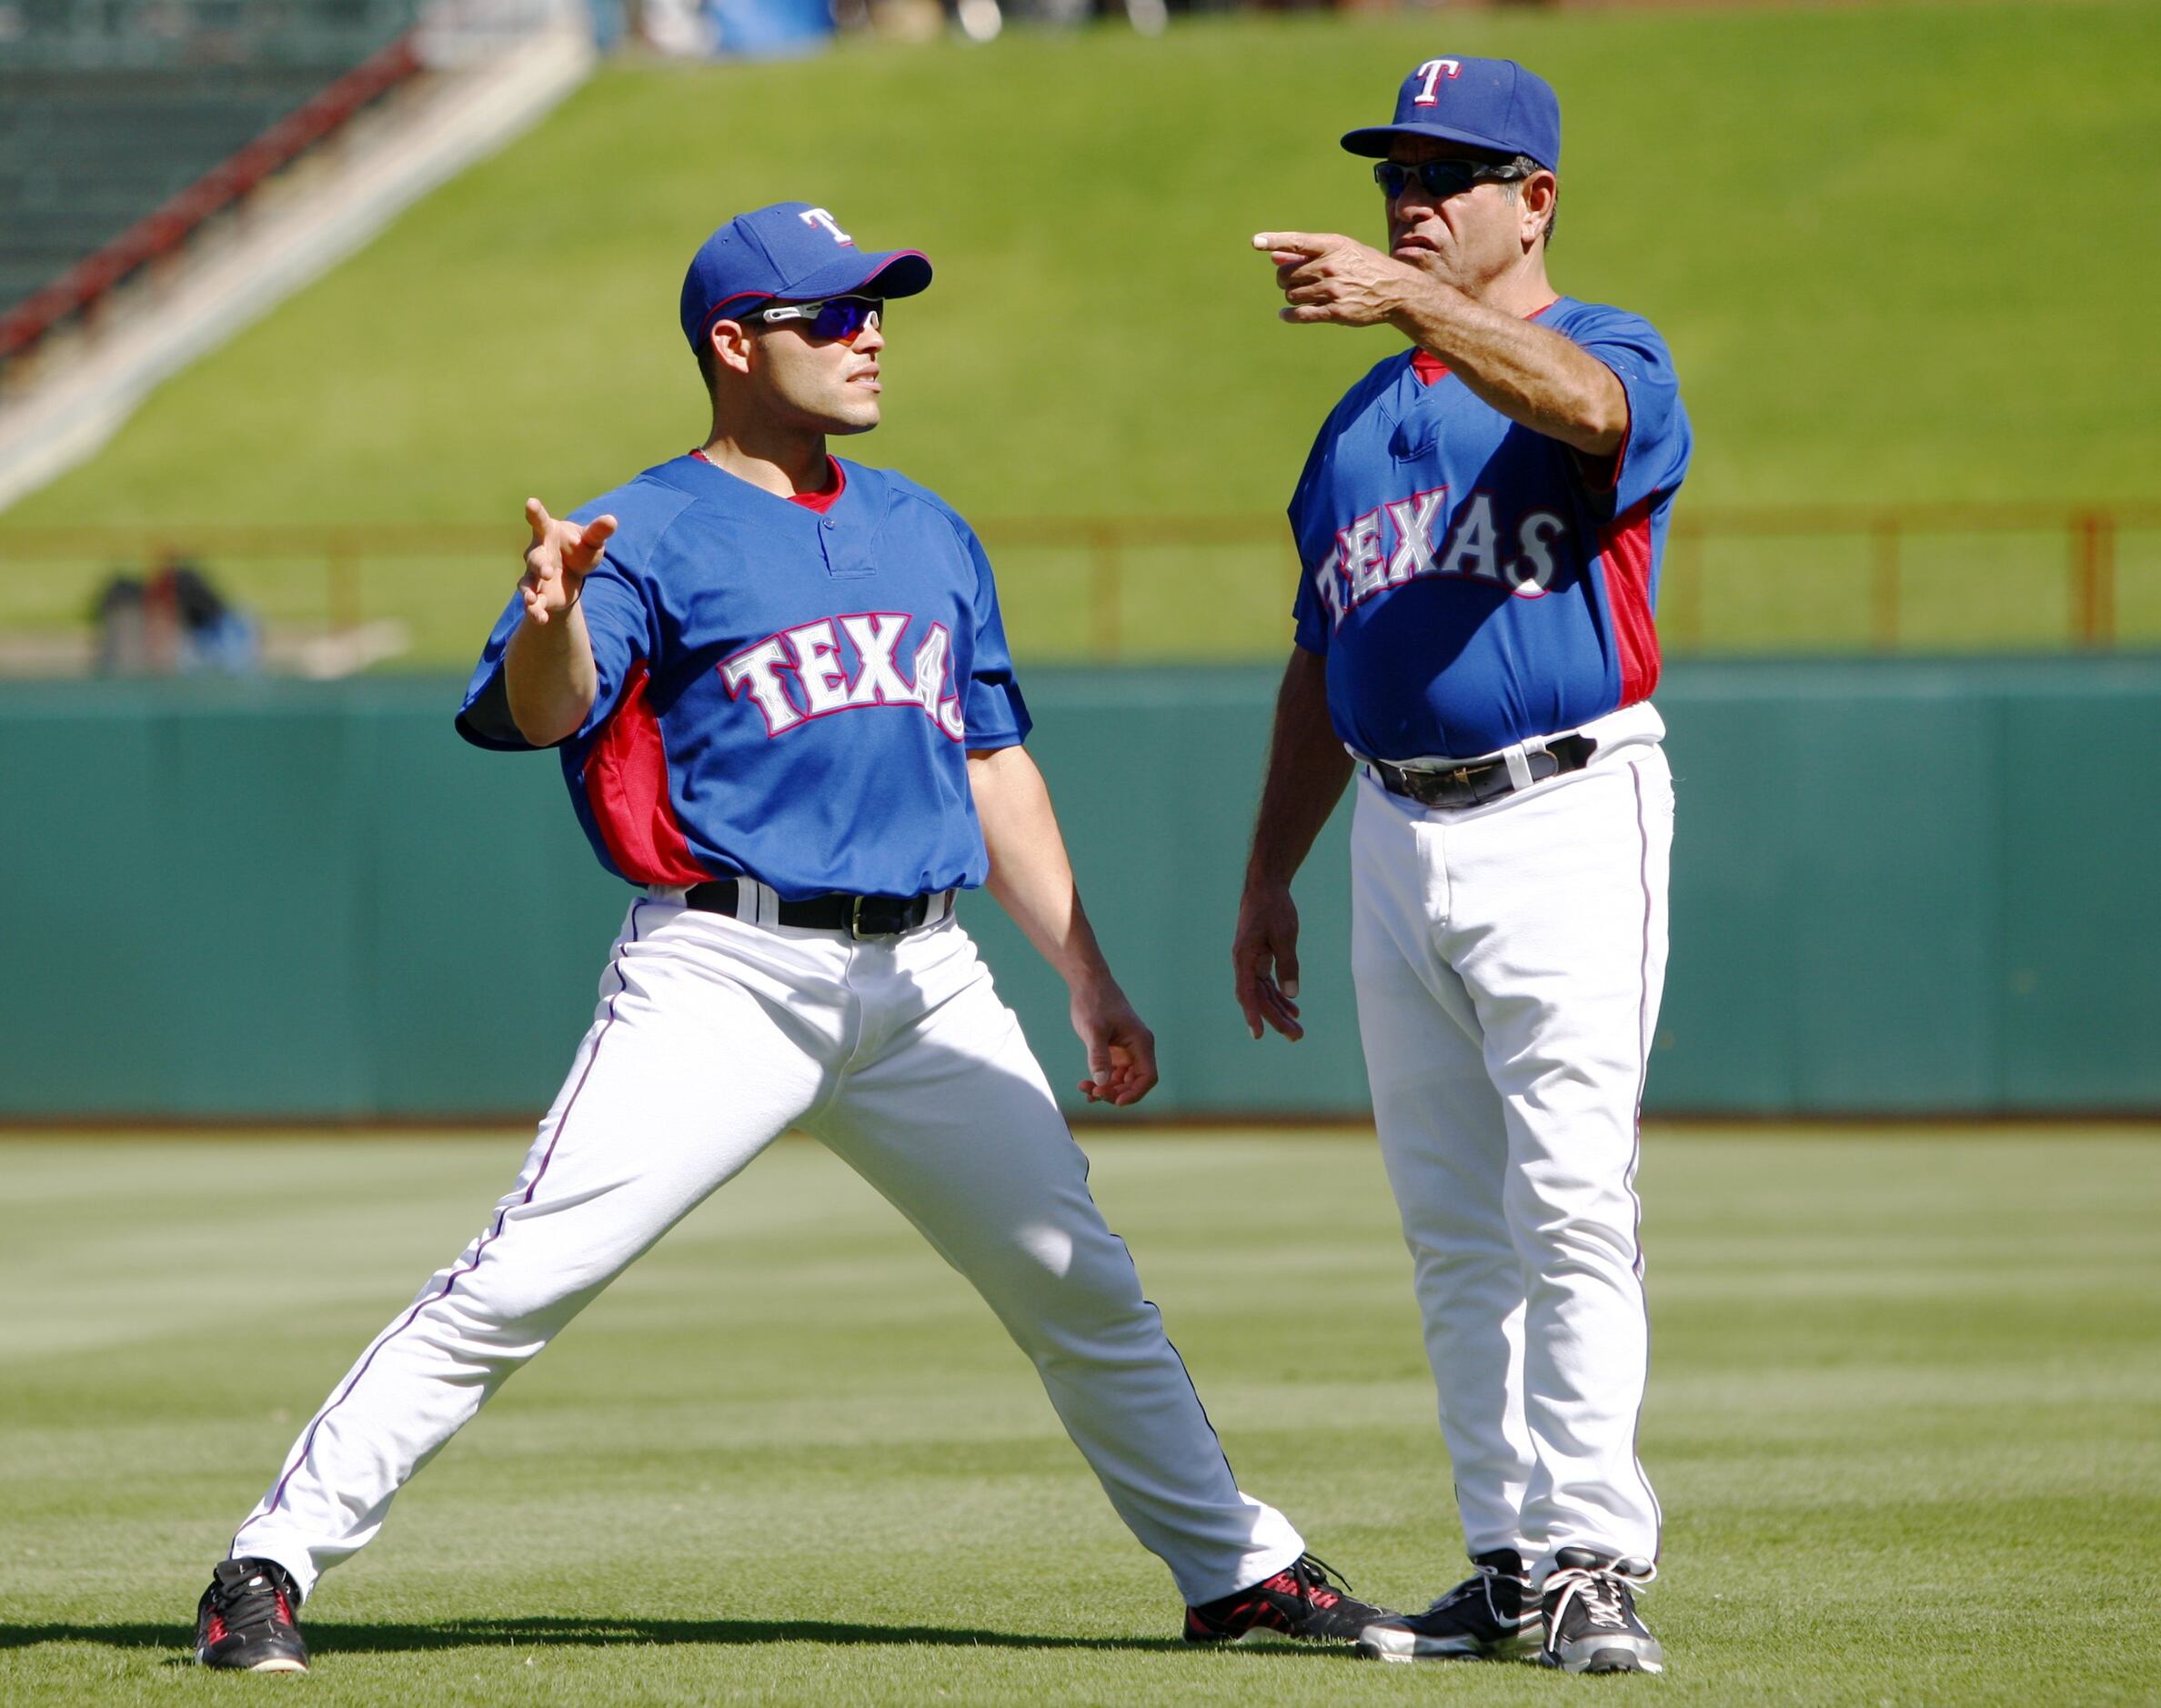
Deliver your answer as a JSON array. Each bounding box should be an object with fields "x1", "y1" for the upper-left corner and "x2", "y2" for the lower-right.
[
  {"x1": 1232, "y1": 60, "x2": 1692, "y2": 1674},
  {"x1": 192, "y1": 200, "x2": 1396, "y2": 1673}
]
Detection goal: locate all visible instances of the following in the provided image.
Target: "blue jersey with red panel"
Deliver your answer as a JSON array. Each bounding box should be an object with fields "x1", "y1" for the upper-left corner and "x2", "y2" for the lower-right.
[
  {"x1": 457, "y1": 453, "x2": 1030, "y2": 899},
  {"x1": 1288, "y1": 296, "x2": 1690, "y2": 761}
]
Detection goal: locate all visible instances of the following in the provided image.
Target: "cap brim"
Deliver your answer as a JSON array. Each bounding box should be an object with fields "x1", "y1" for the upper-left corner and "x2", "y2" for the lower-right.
[
  {"x1": 776, "y1": 247, "x2": 933, "y2": 303},
  {"x1": 1341, "y1": 122, "x2": 1530, "y2": 164}
]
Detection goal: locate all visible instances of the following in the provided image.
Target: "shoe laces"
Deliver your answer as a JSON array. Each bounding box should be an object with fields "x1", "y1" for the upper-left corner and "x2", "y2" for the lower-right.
[
  {"x1": 1431, "y1": 1556, "x2": 1523, "y2": 1618},
  {"x1": 1286, "y1": 1552, "x2": 1358, "y2": 1609},
  {"x1": 1545, "y1": 1562, "x2": 1642, "y2": 1634},
  {"x1": 208, "y1": 1561, "x2": 296, "y2": 1633}
]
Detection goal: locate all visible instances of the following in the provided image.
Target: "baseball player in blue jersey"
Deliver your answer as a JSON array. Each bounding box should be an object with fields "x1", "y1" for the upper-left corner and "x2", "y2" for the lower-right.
[
  {"x1": 1230, "y1": 60, "x2": 1691, "y2": 1673},
  {"x1": 193, "y1": 201, "x2": 1397, "y2": 1673}
]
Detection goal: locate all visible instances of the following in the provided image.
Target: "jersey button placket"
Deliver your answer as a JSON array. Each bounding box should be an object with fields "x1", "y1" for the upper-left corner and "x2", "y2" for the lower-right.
[{"x1": 816, "y1": 514, "x2": 873, "y2": 579}]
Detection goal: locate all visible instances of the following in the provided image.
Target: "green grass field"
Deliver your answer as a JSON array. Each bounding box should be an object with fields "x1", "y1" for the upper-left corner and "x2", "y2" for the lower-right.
[
  {"x1": 2, "y1": 2, "x2": 2158, "y2": 659},
  {"x1": 4, "y1": 1129, "x2": 2158, "y2": 1704}
]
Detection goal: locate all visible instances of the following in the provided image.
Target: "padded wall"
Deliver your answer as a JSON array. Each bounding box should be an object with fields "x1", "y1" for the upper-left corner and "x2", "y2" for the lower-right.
[{"x1": 2, "y1": 658, "x2": 2154, "y2": 1120}]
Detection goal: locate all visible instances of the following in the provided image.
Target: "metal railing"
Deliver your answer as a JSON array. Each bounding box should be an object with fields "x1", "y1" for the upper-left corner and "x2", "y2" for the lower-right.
[
  {"x1": 1656, "y1": 501, "x2": 2156, "y2": 654},
  {"x1": 1, "y1": 499, "x2": 2156, "y2": 669}
]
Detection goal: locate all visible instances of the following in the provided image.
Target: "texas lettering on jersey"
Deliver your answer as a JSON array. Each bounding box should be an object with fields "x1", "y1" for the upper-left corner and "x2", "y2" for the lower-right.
[
  {"x1": 721, "y1": 611, "x2": 964, "y2": 741},
  {"x1": 1289, "y1": 297, "x2": 1693, "y2": 759},
  {"x1": 1309, "y1": 487, "x2": 1569, "y2": 628},
  {"x1": 457, "y1": 454, "x2": 1032, "y2": 898}
]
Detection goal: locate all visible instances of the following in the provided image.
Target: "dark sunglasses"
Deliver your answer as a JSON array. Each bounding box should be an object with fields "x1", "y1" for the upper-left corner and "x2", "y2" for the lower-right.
[
  {"x1": 754, "y1": 296, "x2": 883, "y2": 343},
  {"x1": 1373, "y1": 158, "x2": 1532, "y2": 200}
]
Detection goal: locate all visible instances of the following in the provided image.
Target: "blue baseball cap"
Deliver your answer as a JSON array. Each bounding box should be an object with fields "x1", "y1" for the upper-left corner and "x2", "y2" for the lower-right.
[
  {"x1": 678, "y1": 201, "x2": 933, "y2": 350},
  {"x1": 1340, "y1": 55, "x2": 1561, "y2": 174}
]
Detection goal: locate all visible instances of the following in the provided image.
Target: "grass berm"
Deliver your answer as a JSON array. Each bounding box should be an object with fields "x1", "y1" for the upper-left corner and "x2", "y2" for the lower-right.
[{"x1": 1, "y1": 2, "x2": 2157, "y2": 659}]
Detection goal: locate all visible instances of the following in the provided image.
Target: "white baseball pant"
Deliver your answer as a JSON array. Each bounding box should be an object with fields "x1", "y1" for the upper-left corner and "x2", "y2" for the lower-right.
[
  {"x1": 231, "y1": 897, "x2": 1304, "y2": 1605},
  {"x1": 1349, "y1": 706, "x2": 1672, "y2": 1578}
]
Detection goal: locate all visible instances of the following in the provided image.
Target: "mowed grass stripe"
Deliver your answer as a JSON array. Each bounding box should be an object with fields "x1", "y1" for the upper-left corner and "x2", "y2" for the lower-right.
[{"x1": 1, "y1": 1130, "x2": 2157, "y2": 1703}]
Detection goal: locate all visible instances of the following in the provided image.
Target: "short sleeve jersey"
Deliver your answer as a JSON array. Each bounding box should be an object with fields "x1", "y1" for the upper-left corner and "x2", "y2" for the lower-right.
[
  {"x1": 457, "y1": 454, "x2": 1031, "y2": 899},
  {"x1": 1288, "y1": 297, "x2": 1691, "y2": 761}
]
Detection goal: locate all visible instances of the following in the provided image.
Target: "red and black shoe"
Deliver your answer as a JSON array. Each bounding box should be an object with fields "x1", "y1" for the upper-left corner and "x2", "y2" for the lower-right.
[
  {"x1": 1183, "y1": 1552, "x2": 1399, "y2": 1647},
  {"x1": 195, "y1": 1556, "x2": 309, "y2": 1673}
]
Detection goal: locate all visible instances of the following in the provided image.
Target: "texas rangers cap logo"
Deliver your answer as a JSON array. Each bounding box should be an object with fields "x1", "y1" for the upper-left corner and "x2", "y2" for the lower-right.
[
  {"x1": 1340, "y1": 54, "x2": 1563, "y2": 174},
  {"x1": 678, "y1": 200, "x2": 932, "y2": 350},
  {"x1": 1411, "y1": 57, "x2": 1461, "y2": 105}
]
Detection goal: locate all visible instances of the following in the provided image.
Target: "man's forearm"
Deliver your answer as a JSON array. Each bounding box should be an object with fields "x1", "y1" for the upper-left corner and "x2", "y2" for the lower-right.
[
  {"x1": 968, "y1": 746, "x2": 1114, "y2": 991},
  {"x1": 504, "y1": 603, "x2": 599, "y2": 748},
  {"x1": 1246, "y1": 646, "x2": 1355, "y2": 889},
  {"x1": 1391, "y1": 286, "x2": 1627, "y2": 457}
]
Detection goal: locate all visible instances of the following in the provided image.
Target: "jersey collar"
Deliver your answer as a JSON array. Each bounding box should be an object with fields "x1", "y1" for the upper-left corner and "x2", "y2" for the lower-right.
[
  {"x1": 688, "y1": 447, "x2": 845, "y2": 510},
  {"x1": 678, "y1": 448, "x2": 861, "y2": 525}
]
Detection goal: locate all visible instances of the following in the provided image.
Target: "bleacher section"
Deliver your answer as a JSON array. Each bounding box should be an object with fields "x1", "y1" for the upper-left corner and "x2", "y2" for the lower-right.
[{"x1": 0, "y1": 0, "x2": 424, "y2": 316}]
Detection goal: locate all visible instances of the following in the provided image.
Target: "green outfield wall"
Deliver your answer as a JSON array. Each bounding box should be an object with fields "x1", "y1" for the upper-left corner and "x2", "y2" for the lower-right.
[{"x1": 3, "y1": 658, "x2": 2155, "y2": 1121}]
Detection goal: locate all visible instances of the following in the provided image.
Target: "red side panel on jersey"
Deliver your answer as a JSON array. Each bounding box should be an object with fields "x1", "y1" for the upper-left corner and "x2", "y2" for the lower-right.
[
  {"x1": 1599, "y1": 497, "x2": 1661, "y2": 707},
  {"x1": 581, "y1": 662, "x2": 714, "y2": 886}
]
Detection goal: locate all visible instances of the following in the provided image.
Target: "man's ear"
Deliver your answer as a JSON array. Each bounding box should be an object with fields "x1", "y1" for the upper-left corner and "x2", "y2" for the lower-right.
[
  {"x1": 709, "y1": 318, "x2": 756, "y2": 378},
  {"x1": 1521, "y1": 171, "x2": 1558, "y2": 247}
]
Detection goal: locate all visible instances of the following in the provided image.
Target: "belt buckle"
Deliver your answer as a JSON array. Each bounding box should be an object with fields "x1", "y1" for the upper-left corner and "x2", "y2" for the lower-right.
[
  {"x1": 849, "y1": 895, "x2": 906, "y2": 940},
  {"x1": 1413, "y1": 763, "x2": 1478, "y2": 806}
]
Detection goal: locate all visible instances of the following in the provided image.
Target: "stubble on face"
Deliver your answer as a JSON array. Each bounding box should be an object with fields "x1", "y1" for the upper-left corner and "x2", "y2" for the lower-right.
[
  {"x1": 755, "y1": 325, "x2": 884, "y2": 437},
  {"x1": 1383, "y1": 136, "x2": 1521, "y2": 301}
]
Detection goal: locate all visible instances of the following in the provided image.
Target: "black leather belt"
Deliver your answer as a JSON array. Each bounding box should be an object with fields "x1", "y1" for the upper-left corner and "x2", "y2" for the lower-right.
[
  {"x1": 1368, "y1": 733, "x2": 1598, "y2": 809},
  {"x1": 683, "y1": 879, "x2": 951, "y2": 939}
]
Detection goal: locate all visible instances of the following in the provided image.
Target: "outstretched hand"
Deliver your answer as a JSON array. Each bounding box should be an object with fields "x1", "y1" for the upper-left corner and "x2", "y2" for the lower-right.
[
  {"x1": 520, "y1": 497, "x2": 618, "y2": 626},
  {"x1": 1253, "y1": 231, "x2": 1426, "y2": 327}
]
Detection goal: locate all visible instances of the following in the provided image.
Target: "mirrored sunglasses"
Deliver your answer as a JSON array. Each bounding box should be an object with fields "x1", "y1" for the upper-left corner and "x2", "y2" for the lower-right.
[{"x1": 754, "y1": 296, "x2": 883, "y2": 343}]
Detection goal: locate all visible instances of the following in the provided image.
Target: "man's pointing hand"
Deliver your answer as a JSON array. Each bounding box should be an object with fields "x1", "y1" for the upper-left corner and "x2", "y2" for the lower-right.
[
  {"x1": 520, "y1": 498, "x2": 617, "y2": 626},
  {"x1": 1253, "y1": 231, "x2": 1425, "y2": 328}
]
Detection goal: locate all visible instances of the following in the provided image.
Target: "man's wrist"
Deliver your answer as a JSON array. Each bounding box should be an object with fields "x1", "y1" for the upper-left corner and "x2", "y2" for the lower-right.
[
  {"x1": 518, "y1": 589, "x2": 581, "y2": 639},
  {"x1": 1063, "y1": 958, "x2": 1123, "y2": 1007},
  {"x1": 1388, "y1": 276, "x2": 1466, "y2": 347}
]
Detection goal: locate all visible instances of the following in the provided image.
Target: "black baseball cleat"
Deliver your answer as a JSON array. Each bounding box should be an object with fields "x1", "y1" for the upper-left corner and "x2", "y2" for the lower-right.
[
  {"x1": 1539, "y1": 1546, "x2": 1663, "y2": 1674},
  {"x1": 1183, "y1": 1552, "x2": 1400, "y2": 1647},
  {"x1": 1354, "y1": 1548, "x2": 1540, "y2": 1663},
  {"x1": 195, "y1": 1556, "x2": 309, "y2": 1673}
]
